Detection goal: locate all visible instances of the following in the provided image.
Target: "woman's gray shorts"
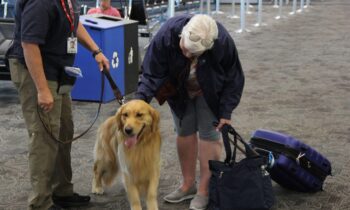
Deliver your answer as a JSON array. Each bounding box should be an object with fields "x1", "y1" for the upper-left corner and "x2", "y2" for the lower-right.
[{"x1": 171, "y1": 95, "x2": 220, "y2": 141}]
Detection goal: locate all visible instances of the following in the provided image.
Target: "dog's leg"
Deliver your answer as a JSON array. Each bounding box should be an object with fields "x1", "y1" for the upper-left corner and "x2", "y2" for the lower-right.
[
  {"x1": 146, "y1": 174, "x2": 159, "y2": 210},
  {"x1": 92, "y1": 161, "x2": 105, "y2": 194},
  {"x1": 123, "y1": 174, "x2": 142, "y2": 210},
  {"x1": 92, "y1": 159, "x2": 119, "y2": 194}
]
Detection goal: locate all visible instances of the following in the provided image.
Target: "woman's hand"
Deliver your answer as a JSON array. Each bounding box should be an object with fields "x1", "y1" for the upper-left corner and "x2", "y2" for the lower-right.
[{"x1": 215, "y1": 118, "x2": 231, "y2": 132}]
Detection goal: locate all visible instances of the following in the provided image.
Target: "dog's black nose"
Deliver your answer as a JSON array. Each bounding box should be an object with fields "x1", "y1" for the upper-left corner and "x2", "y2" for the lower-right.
[{"x1": 124, "y1": 127, "x2": 133, "y2": 135}]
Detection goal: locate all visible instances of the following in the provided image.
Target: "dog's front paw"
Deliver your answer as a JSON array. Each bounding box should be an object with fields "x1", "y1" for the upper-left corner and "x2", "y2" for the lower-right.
[
  {"x1": 92, "y1": 185, "x2": 104, "y2": 195},
  {"x1": 92, "y1": 177, "x2": 105, "y2": 195},
  {"x1": 92, "y1": 186, "x2": 104, "y2": 195}
]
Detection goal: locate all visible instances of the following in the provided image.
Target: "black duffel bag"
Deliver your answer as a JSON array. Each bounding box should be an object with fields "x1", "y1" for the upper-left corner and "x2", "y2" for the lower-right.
[{"x1": 208, "y1": 124, "x2": 275, "y2": 210}]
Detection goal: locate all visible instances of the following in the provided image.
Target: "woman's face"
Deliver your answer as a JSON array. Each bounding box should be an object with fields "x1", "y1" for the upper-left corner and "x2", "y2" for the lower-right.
[{"x1": 179, "y1": 37, "x2": 194, "y2": 59}]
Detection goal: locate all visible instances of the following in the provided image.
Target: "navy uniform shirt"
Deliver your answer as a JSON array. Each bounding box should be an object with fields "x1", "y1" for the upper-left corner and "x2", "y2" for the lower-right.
[{"x1": 6, "y1": 0, "x2": 80, "y2": 81}]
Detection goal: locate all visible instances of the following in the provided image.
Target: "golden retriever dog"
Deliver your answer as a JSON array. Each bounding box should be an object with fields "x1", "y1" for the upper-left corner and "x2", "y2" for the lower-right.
[{"x1": 92, "y1": 100, "x2": 161, "y2": 210}]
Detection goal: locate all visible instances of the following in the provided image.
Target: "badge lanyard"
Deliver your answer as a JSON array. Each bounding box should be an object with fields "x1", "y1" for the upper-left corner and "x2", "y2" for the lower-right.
[
  {"x1": 61, "y1": 0, "x2": 78, "y2": 54},
  {"x1": 60, "y1": 0, "x2": 75, "y2": 34}
]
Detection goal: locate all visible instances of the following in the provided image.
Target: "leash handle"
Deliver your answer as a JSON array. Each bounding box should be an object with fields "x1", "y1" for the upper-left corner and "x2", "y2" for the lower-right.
[{"x1": 102, "y1": 68, "x2": 125, "y2": 105}]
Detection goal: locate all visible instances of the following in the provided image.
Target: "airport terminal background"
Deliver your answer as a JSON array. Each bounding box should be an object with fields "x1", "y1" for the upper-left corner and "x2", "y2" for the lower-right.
[{"x1": 1, "y1": 0, "x2": 350, "y2": 209}]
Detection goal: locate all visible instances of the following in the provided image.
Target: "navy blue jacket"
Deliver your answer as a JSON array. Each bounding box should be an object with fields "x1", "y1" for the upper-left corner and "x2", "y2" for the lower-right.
[{"x1": 135, "y1": 14, "x2": 244, "y2": 121}]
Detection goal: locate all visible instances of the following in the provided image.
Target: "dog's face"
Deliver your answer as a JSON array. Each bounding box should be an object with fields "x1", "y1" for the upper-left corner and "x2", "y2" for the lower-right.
[{"x1": 116, "y1": 100, "x2": 160, "y2": 148}]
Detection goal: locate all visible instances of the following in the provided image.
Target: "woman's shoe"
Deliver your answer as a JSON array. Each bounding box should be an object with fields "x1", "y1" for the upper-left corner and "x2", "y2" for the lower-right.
[
  {"x1": 163, "y1": 185, "x2": 197, "y2": 203},
  {"x1": 189, "y1": 194, "x2": 208, "y2": 210}
]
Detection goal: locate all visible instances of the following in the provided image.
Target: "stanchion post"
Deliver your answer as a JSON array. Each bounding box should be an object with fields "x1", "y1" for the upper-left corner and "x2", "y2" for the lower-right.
[
  {"x1": 227, "y1": 0, "x2": 239, "y2": 19},
  {"x1": 236, "y1": 0, "x2": 250, "y2": 33},
  {"x1": 167, "y1": 0, "x2": 175, "y2": 18},
  {"x1": 289, "y1": 0, "x2": 297, "y2": 15},
  {"x1": 275, "y1": 0, "x2": 283, "y2": 19},
  {"x1": 254, "y1": 0, "x2": 264, "y2": 27},
  {"x1": 305, "y1": 0, "x2": 310, "y2": 8},
  {"x1": 246, "y1": 0, "x2": 252, "y2": 14},
  {"x1": 207, "y1": 0, "x2": 211, "y2": 14},
  {"x1": 127, "y1": 0, "x2": 133, "y2": 18},
  {"x1": 240, "y1": 0, "x2": 245, "y2": 31},
  {"x1": 298, "y1": 0, "x2": 304, "y2": 12},
  {"x1": 3, "y1": 2, "x2": 7, "y2": 18},
  {"x1": 83, "y1": 5, "x2": 88, "y2": 15},
  {"x1": 212, "y1": 0, "x2": 224, "y2": 14},
  {"x1": 273, "y1": 0, "x2": 279, "y2": 8},
  {"x1": 200, "y1": 0, "x2": 204, "y2": 14}
]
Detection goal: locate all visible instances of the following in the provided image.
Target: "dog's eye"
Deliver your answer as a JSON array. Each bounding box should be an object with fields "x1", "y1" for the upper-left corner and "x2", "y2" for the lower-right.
[
  {"x1": 122, "y1": 113, "x2": 128, "y2": 117},
  {"x1": 136, "y1": 112, "x2": 143, "y2": 118}
]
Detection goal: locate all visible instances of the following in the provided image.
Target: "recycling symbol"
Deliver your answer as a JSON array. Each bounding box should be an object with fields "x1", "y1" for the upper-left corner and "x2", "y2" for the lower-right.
[{"x1": 111, "y1": 51, "x2": 119, "y2": 69}]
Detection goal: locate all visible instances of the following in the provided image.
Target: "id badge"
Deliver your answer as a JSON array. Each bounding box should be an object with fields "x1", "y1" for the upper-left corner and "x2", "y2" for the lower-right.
[{"x1": 67, "y1": 37, "x2": 78, "y2": 54}]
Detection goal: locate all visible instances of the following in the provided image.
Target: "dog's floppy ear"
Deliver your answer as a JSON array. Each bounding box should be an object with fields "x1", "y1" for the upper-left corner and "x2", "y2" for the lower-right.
[
  {"x1": 149, "y1": 107, "x2": 160, "y2": 133},
  {"x1": 115, "y1": 105, "x2": 124, "y2": 131}
]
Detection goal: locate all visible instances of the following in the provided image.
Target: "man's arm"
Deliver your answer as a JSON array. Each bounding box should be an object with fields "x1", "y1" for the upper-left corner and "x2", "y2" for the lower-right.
[
  {"x1": 76, "y1": 22, "x2": 110, "y2": 71},
  {"x1": 22, "y1": 42, "x2": 53, "y2": 112}
]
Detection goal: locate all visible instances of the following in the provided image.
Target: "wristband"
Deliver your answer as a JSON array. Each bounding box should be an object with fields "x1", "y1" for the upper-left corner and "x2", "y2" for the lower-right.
[{"x1": 92, "y1": 48, "x2": 102, "y2": 58}]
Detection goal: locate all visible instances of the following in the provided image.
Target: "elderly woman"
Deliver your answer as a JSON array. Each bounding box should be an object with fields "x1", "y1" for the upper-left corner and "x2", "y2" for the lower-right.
[{"x1": 135, "y1": 14, "x2": 244, "y2": 210}]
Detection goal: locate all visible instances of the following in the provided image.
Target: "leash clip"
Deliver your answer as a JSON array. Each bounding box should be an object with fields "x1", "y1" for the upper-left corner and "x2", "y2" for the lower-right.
[{"x1": 118, "y1": 97, "x2": 126, "y2": 105}]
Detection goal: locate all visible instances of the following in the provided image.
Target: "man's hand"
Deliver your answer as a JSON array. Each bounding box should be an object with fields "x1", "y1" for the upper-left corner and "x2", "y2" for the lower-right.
[
  {"x1": 38, "y1": 88, "x2": 54, "y2": 113},
  {"x1": 76, "y1": 22, "x2": 110, "y2": 71},
  {"x1": 95, "y1": 53, "x2": 110, "y2": 71},
  {"x1": 215, "y1": 118, "x2": 231, "y2": 132},
  {"x1": 22, "y1": 42, "x2": 53, "y2": 113}
]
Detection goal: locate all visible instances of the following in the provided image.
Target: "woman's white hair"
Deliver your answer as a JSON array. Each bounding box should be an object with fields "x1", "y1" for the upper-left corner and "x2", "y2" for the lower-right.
[{"x1": 181, "y1": 14, "x2": 218, "y2": 55}]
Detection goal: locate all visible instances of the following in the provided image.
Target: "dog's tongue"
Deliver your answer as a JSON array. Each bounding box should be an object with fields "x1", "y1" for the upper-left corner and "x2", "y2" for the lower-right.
[{"x1": 124, "y1": 136, "x2": 137, "y2": 148}]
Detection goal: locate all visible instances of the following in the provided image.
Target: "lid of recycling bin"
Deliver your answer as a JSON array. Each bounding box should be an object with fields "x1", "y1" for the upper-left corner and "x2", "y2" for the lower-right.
[{"x1": 80, "y1": 14, "x2": 138, "y2": 29}]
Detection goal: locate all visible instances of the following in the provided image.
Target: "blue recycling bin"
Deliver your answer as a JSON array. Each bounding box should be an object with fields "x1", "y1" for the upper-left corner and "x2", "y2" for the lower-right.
[{"x1": 71, "y1": 14, "x2": 139, "y2": 103}]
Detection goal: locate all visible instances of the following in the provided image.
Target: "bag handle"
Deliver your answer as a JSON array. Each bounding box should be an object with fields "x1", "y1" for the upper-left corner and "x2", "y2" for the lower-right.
[
  {"x1": 215, "y1": 122, "x2": 260, "y2": 164},
  {"x1": 221, "y1": 125, "x2": 234, "y2": 164}
]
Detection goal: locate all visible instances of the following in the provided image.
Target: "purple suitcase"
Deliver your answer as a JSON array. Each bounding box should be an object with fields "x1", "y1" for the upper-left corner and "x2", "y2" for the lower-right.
[{"x1": 250, "y1": 129, "x2": 332, "y2": 192}]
